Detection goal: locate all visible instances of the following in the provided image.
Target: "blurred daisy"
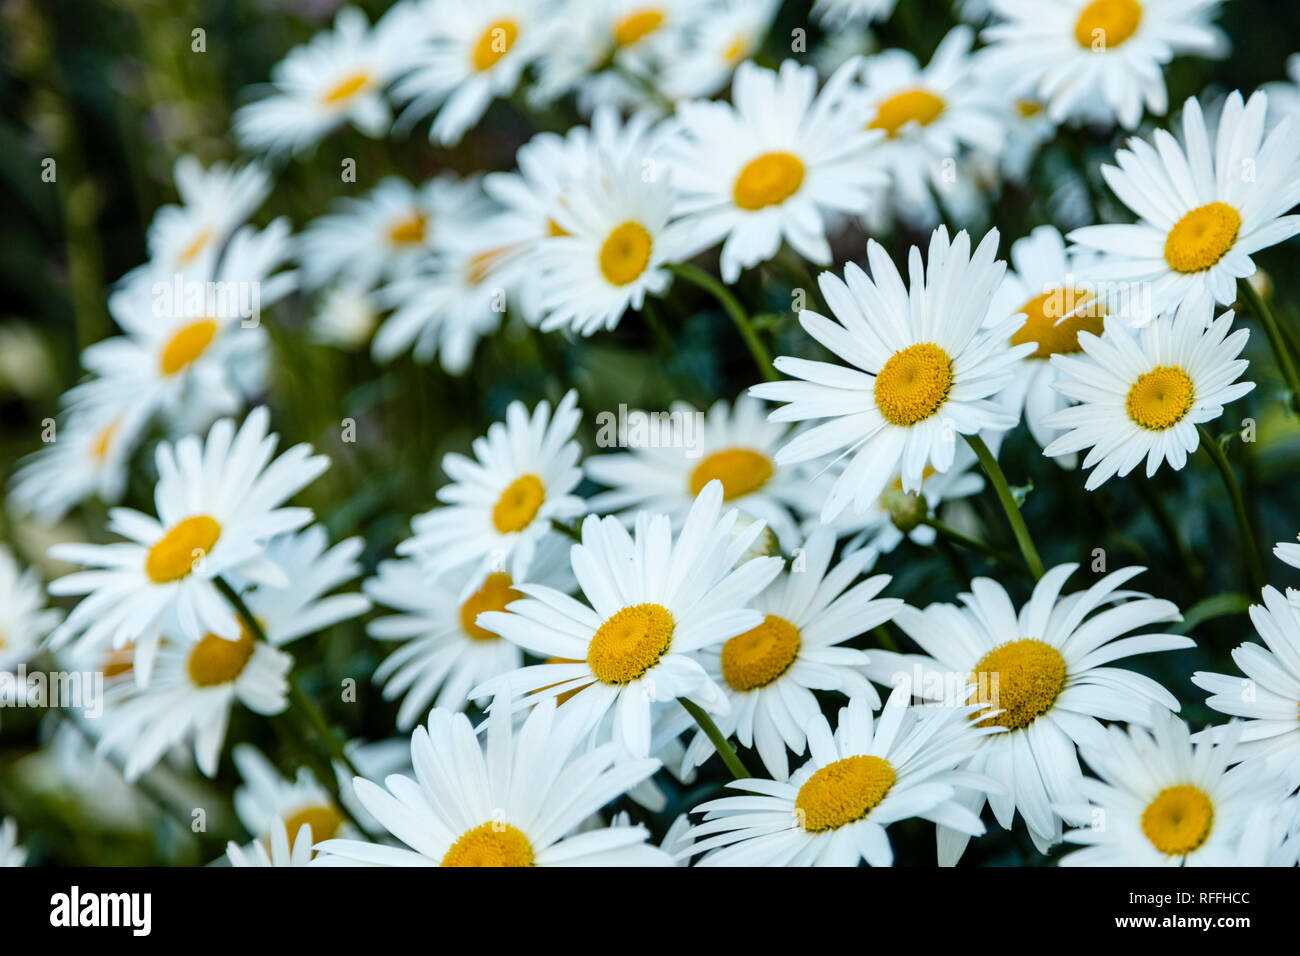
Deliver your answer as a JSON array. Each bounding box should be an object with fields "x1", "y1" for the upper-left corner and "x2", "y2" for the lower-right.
[
  {"x1": 48, "y1": 407, "x2": 329, "y2": 682},
  {"x1": 0, "y1": 818, "x2": 26, "y2": 867},
  {"x1": 365, "y1": 533, "x2": 573, "y2": 730},
  {"x1": 1057, "y1": 712, "x2": 1279, "y2": 866},
  {"x1": 664, "y1": 57, "x2": 884, "y2": 283},
  {"x1": 226, "y1": 817, "x2": 313, "y2": 868},
  {"x1": 398, "y1": 390, "x2": 584, "y2": 581},
  {"x1": 851, "y1": 27, "x2": 1007, "y2": 227},
  {"x1": 813, "y1": 0, "x2": 898, "y2": 26},
  {"x1": 987, "y1": 225, "x2": 1107, "y2": 462},
  {"x1": 1192, "y1": 586, "x2": 1300, "y2": 786},
  {"x1": 232, "y1": 744, "x2": 361, "y2": 849},
  {"x1": 234, "y1": 5, "x2": 414, "y2": 155},
  {"x1": 658, "y1": 0, "x2": 780, "y2": 101},
  {"x1": 750, "y1": 227, "x2": 1030, "y2": 522},
  {"x1": 1262, "y1": 53, "x2": 1300, "y2": 131},
  {"x1": 472, "y1": 481, "x2": 783, "y2": 757},
  {"x1": 144, "y1": 157, "x2": 270, "y2": 276},
  {"x1": 390, "y1": 0, "x2": 557, "y2": 146},
  {"x1": 1041, "y1": 301, "x2": 1253, "y2": 490},
  {"x1": 297, "y1": 176, "x2": 486, "y2": 292},
  {"x1": 1069, "y1": 92, "x2": 1300, "y2": 317},
  {"x1": 0, "y1": 545, "x2": 61, "y2": 675},
  {"x1": 679, "y1": 526, "x2": 903, "y2": 780},
  {"x1": 585, "y1": 394, "x2": 808, "y2": 549},
  {"x1": 978, "y1": 0, "x2": 1228, "y2": 130},
  {"x1": 682, "y1": 687, "x2": 995, "y2": 866},
  {"x1": 309, "y1": 282, "x2": 379, "y2": 350},
  {"x1": 875, "y1": 563, "x2": 1192, "y2": 856},
  {"x1": 315, "y1": 696, "x2": 672, "y2": 866}
]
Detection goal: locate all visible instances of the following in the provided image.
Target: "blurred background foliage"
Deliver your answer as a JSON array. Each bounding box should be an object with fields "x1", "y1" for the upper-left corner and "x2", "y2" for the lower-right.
[{"x1": 1, "y1": 0, "x2": 1299, "y2": 865}]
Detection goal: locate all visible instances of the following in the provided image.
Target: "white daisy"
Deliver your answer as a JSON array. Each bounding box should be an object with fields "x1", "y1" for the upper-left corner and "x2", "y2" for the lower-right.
[
  {"x1": 308, "y1": 282, "x2": 379, "y2": 350},
  {"x1": 750, "y1": 226, "x2": 1031, "y2": 522},
  {"x1": 681, "y1": 685, "x2": 997, "y2": 866},
  {"x1": 1276, "y1": 534, "x2": 1300, "y2": 572},
  {"x1": 365, "y1": 532, "x2": 573, "y2": 730},
  {"x1": 872, "y1": 563, "x2": 1193, "y2": 856},
  {"x1": 225, "y1": 817, "x2": 313, "y2": 868},
  {"x1": 471, "y1": 481, "x2": 784, "y2": 758},
  {"x1": 47, "y1": 406, "x2": 330, "y2": 682},
  {"x1": 314, "y1": 695, "x2": 672, "y2": 866},
  {"x1": 657, "y1": 0, "x2": 780, "y2": 102},
  {"x1": 234, "y1": 5, "x2": 415, "y2": 155},
  {"x1": 0, "y1": 545, "x2": 61, "y2": 675},
  {"x1": 1040, "y1": 300, "x2": 1254, "y2": 490},
  {"x1": 1069, "y1": 92, "x2": 1300, "y2": 317},
  {"x1": 144, "y1": 157, "x2": 270, "y2": 277},
  {"x1": 389, "y1": 0, "x2": 558, "y2": 146},
  {"x1": 585, "y1": 394, "x2": 809, "y2": 549},
  {"x1": 1056, "y1": 711, "x2": 1283, "y2": 866},
  {"x1": 0, "y1": 818, "x2": 27, "y2": 867},
  {"x1": 986, "y1": 224, "x2": 1109, "y2": 462},
  {"x1": 232, "y1": 744, "x2": 361, "y2": 848},
  {"x1": 978, "y1": 0, "x2": 1228, "y2": 131},
  {"x1": 1191, "y1": 586, "x2": 1300, "y2": 786},
  {"x1": 296, "y1": 175, "x2": 487, "y2": 292},
  {"x1": 663, "y1": 57, "x2": 885, "y2": 283},
  {"x1": 1262, "y1": 53, "x2": 1300, "y2": 132},
  {"x1": 677, "y1": 526, "x2": 903, "y2": 780},
  {"x1": 850, "y1": 27, "x2": 1007, "y2": 227}
]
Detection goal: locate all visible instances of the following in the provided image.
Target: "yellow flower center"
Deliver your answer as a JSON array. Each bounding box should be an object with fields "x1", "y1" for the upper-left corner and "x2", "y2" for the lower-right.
[
  {"x1": 278, "y1": 804, "x2": 343, "y2": 849},
  {"x1": 721, "y1": 614, "x2": 801, "y2": 691},
  {"x1": 387, "y1": 212, "x2": 427, "y2": 246},
  {"x1": 795, "y1": 755, "x2": 897, "y2": 832},
  {"x1": 1141, "y1": 785, "x2": 1214, "y2": 856},
  {"x1": 159, "y1": 318, "x2": 219, "y2": 376},
  {"x1": 869, "y1": 88, "x2": 946, "y2": 138},
  {"x1": 472, "y1": 19, "x2": 519, "y2": 71},
  {"x1": 1163, "y1": 202, "x2": 1241, "y2": 273},
  {"x1": 1126, "y1": 365, "x2": 1194, "y2": 431},
  {"x1": 90, "y1": 420, "x2": 118, "y2": 461},
  {"x1": 491, "y1": 474, "x2": 545, "y2": 533},
  {"x1": 1011, "y1": 289, "x2": 1106, "y2": 359},
  {"x1": 873, "y1": 343, "x2": 954, "y2": 426},
  {"x1": 187, "y1": 627, "x2": 256, "y2": 687},
  {"x1": 687, "y1": 447, "x2": 773, "y2": 501},
  {"x1": 612, "y1": 8, "x2": 665, "y2": 47},
  {"x1": 598, "y1": 221, "x2": 653, "y2": 286},
  {"x1": 1074, "y1": 0, "x2": 1143, "y2": 49},
  {"x1": 1015, "y1": 99, "x2": 1044, "y2": 118},
  {"x1": 321, "y1": 71, "x2": 371, "y2": 105},
  {"x1": 102, "y1": 643, "x2": 135, "y2": 678},
  {"x1": 587, "y1": 603, "x2": 674, "y2": 684},
  {"x1": 459, "y1": 572, "x2": 521, "y2": 641},
  {"x1": 441, "y1": 822, "x2": 535, "y2": 866},
  {"x1": 145, "y1": 515, "x2": 222, "y2": 583},
  {"x1": 732, "y1": 151, "x2": 806, "y2": 211},
  {"x1": 176, "y1": 227, "x2": 213, "y2": 266},
  {"x1": 969, "y1": 639, "x2": 1067, "y2": 730},
  {"x1": 722, "y1": 33, "x2": 749, "y2": 64}
]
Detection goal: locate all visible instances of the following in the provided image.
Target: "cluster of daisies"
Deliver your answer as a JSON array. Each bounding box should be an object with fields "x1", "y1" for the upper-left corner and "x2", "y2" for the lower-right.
[{"x1": 4, "y1": 0, "x2": 1300, "y2": 867}]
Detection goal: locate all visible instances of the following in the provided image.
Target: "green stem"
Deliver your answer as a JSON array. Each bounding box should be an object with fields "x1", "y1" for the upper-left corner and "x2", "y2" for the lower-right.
[
  {"x1": 550, "y1": 518, "x2": 583, "y2": 542},
  {"x1": 965, "y1": 434, "x2": 1045, "y2": 579},
  {"x1": 677, "y1": 697, "x2": 750, "y2": 779},
  {"x1": 1196, "y1": 426, "x2": 1266, "y2": 593},
  {"x1": 215, "y1": 577, "x2": 368, "y2": 831},
  {"x1": 1239, "y1": 278, "x2": 1300, "y2": 416},
  {"x1": 871, "y1": 626, "x2": 901, "y2": 653},
  {"x1": 669, "y1": 262, "x2": 777, "y2": 382},
  {"x1": 919, "y1": 515, "x2": 1027, "y2": 575}
]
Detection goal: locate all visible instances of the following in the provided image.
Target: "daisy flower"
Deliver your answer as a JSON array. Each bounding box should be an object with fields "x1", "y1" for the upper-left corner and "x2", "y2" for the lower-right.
[
  {"x1": 978, "y1": 0, "x2": 1228, "y2": 131},
  {"x1": 397, "y1": 390, "x2": 584, "y2": 581},
  {"x1": 47, "y1": 406, "x2": 330, "y2": 682},
  {"x1": 308, "y1": 282, "x2": 379, "y2": 350},
  {"x1": 677, "y1": 526, "x2": 904, "y2": 780},
  {"x1": 365, "y1": 533, "x2": 573, "y2": 730},
  {"x1": 663, "y1": 57, "x2": 885, "y2": 283},
  {"x1": 0, "y1": 818, "x2": 26, "y2": 867},
  {"x1": 1040, "y1": 300, "x2": 1254, "y2": 490},
  {"x1": 1056, "y1": 711, "x2": 1283, "y2": 866},
  {"x1": 144, "y1": 157, "x2": 270, "y2": 277},
  {"x1": 681, "y1": 686, "x2": 996, "y2": 866},
  {"x1": 296, "y1": 176, "x2": 487, "y2": 292},
  {"x1": 226, "y1": 817, "x2": 313, "y2": 868},
  {"x1": 1262, "y1": 53, "x2": 1300, "y2": 131},
  {"x1": 750, "y1": 227, "x2": 1031, "y2": 522},
  {"x1": 1069, "y1": 92, "x2": 1300, "y2": 317},
  {"x1": 813, "y1": 0, "x2": 899, "y2": 26},
  {"x1": 389, "y1": 0, "x2": 557, "y2": 146},
  {"x1": 986, "y1": 224, "x2": 1109, "y2": 462},
  {"x1": 1191, "y1": 586, "x2": 1300, "y2": 786},
  {"x1": 233, "y1": 5, "x2": 415, "y2": 155},
  {"x1": 658, "y1": 0, "x2": 780, "y2": 101},
  {"x1": 585, "y1": 394, "x2": 809, "y2": 549},
  {"x1": 0, "y1": 545, "x2": 61, "y2": 676},
  {"x1": 850, "y1": 27, "x2": 1007, "y2": 227},
  {"x1": 873, "y1": 563, "x2": 1193, "y2": 856},
  {"x1": 232, "y1": 744, "x2": 361, "y2": 849},
  {"x1": 314, "y1": 695, "x2": 672, "y2": 866},
  {"x1": 472, "y1": 481, "x2": 784, "y2": 758}
]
